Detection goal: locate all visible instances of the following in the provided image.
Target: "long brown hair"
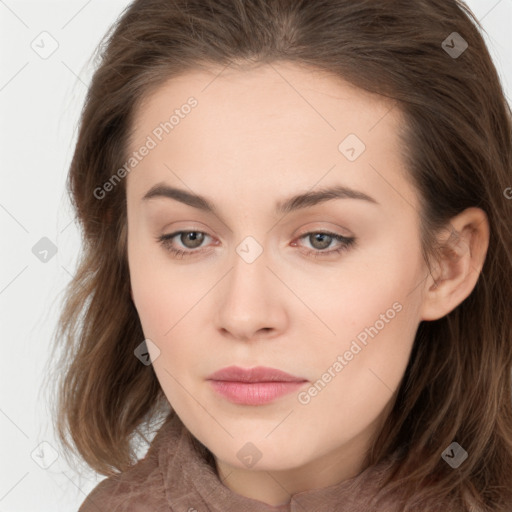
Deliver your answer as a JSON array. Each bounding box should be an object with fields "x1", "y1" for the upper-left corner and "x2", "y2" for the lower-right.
[{"x1": 45, "y1": 0, "x2": 512, "y2": 510}]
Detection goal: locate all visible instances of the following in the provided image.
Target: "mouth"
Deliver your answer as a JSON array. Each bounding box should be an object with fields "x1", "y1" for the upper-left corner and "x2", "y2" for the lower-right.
[{"x1": 206, "y1": 365, "x2": 308, "y2": 405}]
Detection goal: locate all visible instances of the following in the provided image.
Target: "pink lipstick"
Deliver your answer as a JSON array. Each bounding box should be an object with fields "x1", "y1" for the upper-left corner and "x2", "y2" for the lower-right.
[{"x1": 206, "y1": 366, "x2": 307, "y2": 405}]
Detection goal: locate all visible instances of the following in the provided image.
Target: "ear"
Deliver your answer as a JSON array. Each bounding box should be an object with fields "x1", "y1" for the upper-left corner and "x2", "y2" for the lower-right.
[{"x1": 420, "y1": 207, "x2": 490, "y2": 321}]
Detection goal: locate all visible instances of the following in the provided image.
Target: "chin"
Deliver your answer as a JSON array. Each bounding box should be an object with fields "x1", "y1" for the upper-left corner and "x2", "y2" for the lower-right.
[{"x1": 207, "y1": 436, "x2": 313, "y2": 472}]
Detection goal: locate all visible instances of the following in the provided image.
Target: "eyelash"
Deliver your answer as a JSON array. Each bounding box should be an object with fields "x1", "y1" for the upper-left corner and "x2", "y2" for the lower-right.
[{"x1": 156, "y1": 230, "x2": 356, "y2": 260}]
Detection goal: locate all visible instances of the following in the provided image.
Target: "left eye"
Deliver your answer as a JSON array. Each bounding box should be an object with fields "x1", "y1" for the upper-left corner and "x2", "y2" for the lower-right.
[
  {"x1": 292, "y1": 231, "x2": 356, "y2": 258},
  {"x1": 156, "y1": 230, "x2": 356, "y2": 259}
]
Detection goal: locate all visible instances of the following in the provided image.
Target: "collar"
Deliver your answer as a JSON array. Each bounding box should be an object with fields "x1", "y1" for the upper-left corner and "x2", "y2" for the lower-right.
[{"x1": 155, "y1": 411, "x2": 405, "y2": 512}]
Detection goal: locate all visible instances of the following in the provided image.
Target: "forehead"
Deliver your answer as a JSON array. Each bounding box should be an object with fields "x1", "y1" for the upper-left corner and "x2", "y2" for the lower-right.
[
  {"x1": 130, "y1": 62, "x2": 398, "y2": 148},
  {"x1": 126, "y1": 62, "x2": 418, "y2": 215}
]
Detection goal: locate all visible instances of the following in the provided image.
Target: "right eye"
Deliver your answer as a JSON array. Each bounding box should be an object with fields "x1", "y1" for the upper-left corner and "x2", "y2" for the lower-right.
[{"x1": 156, "y1": 230, "x2": 214, "y2": 259}]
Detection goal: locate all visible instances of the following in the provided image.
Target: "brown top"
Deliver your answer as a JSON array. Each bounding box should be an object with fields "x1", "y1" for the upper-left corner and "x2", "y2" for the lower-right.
[{"x1": 78, "y1": 411, "x2": 479, "y2": 512}]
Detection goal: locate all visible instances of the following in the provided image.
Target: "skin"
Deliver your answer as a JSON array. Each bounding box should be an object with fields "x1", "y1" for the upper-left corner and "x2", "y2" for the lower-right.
[{"x1": 125, "y1": 62, "x2": 489, "y2": 506}]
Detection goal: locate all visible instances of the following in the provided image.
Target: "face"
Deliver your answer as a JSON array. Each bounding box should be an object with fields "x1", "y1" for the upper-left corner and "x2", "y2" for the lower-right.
[{"x1": 126, "y1": 62, "x2": 429, "y2": 477}]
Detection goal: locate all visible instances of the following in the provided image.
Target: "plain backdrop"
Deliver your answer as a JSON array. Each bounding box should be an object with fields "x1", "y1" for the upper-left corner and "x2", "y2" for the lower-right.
[{"x1": 0, "y1": 0, "x2": 511, "y2": 510}]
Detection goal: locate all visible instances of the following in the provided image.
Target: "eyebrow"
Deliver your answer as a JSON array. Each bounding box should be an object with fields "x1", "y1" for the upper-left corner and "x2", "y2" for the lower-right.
[{"x1": 142, "y1": 182, "x2": 379, "y2": 215}]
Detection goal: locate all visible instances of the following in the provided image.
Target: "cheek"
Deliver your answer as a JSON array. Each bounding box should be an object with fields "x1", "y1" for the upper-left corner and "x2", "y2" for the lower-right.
[
  {"x1": 128, "y1": 235, "x2": 178, "y2": 337},
  {"x1": 302, "y1": 234, "x2": 423, "y2": 340},
  {"x1": 299, "y1": 302, "x2": 417, "y2": 441},
  {"x1": 302, "y1": 238, "x2": 423, "y2": 395},
  {"x1": 131, "y1": 273, "x2": 188, "y2": 342},
  {"x1": 128, "y1": 244, "x2": 209, "y2": 372}
]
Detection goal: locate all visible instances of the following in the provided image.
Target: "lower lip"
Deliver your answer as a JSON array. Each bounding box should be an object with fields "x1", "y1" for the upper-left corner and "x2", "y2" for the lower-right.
[{"x1": 208, "y1": 380, "x2": 306, "y2": 405}]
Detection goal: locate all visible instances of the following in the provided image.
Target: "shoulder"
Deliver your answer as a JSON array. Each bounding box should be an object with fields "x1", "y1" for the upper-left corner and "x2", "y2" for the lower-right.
[
  {"x1": 78, "y1": 414, "x2": 182, "y2": 511},
  {"x1": 77, "y1": 449, "x2": 168, "y2": 511}
]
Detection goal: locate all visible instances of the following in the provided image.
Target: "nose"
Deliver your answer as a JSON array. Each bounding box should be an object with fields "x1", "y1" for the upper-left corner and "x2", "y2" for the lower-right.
[{"x1": 213, "y1": 247, "x2": 288, "y2": 342}]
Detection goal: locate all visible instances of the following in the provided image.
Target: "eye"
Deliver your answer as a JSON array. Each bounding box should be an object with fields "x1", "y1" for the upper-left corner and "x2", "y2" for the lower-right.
[
  {"x1": 156, "y1": 229, "x2": 356, "y2": 259},
  {"x1": 293, "y1": 231, "x2": 356, "y2": 258},
  {"x1": 156, "y1": 230, "x2": 213, "y2": 259}
]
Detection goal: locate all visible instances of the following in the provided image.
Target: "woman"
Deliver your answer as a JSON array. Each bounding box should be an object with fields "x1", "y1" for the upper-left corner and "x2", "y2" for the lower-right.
[{"x1": 47, "y1": 0, "x2": 512, "y2": 510}]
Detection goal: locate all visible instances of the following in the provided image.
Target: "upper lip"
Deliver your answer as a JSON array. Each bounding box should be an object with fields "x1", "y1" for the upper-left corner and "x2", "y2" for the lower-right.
[{"x1": 207, "y1": 365, "x2": 307, "y2": 383}]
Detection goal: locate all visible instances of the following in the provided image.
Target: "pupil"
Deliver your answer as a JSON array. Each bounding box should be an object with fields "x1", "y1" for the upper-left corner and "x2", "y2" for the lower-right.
[
  {"x1": 312, "y1": 233, "x2": 331, "y2": 250},
  {"x1": 183, "y1": 232, "x2": 203, "y2": 248}
]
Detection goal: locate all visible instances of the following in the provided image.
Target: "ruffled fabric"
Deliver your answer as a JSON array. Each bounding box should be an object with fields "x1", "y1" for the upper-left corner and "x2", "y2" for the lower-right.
[{"x1": 78, "y1": 410, "x2": 476, "y2": 512}]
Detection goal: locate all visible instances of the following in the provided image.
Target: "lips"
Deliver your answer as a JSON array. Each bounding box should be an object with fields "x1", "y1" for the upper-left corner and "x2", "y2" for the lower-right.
[
  {"x1": 206, "y1": 365, "x2": 307, "y2": 383},
  {"x1": 206, "y1": 366, "x2": 308, "y2": 405}
]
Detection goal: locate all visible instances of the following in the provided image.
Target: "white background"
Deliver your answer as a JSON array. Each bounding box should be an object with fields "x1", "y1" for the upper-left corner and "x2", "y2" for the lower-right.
[{"x1": 0, "y1": 0, "x2": 511, "y2": 510}]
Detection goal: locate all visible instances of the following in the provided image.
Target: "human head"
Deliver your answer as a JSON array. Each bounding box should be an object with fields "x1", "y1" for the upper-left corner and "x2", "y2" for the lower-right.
[{"x1": 50, "y1": 1, "x2": 512, "y2": 509}]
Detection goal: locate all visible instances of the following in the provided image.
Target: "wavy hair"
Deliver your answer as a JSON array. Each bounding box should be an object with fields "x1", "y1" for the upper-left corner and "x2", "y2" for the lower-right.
[{"x1": 46, "y1": 0, "x2": 512, "y2": 510}]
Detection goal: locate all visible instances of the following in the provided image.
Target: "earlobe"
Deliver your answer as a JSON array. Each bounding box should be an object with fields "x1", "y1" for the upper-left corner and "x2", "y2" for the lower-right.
[{"x1": 420, "y1": 207, "x2": 489, "y2": 322}]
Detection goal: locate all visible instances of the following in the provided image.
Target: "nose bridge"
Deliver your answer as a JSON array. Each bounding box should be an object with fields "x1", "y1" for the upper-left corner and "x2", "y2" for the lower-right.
[
  {"x1": 226, "y1": 236, "x2": 271, "y2": 311},
  {"x1": 214, "y1": 235, "x2": 286, "y2": 339}
]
